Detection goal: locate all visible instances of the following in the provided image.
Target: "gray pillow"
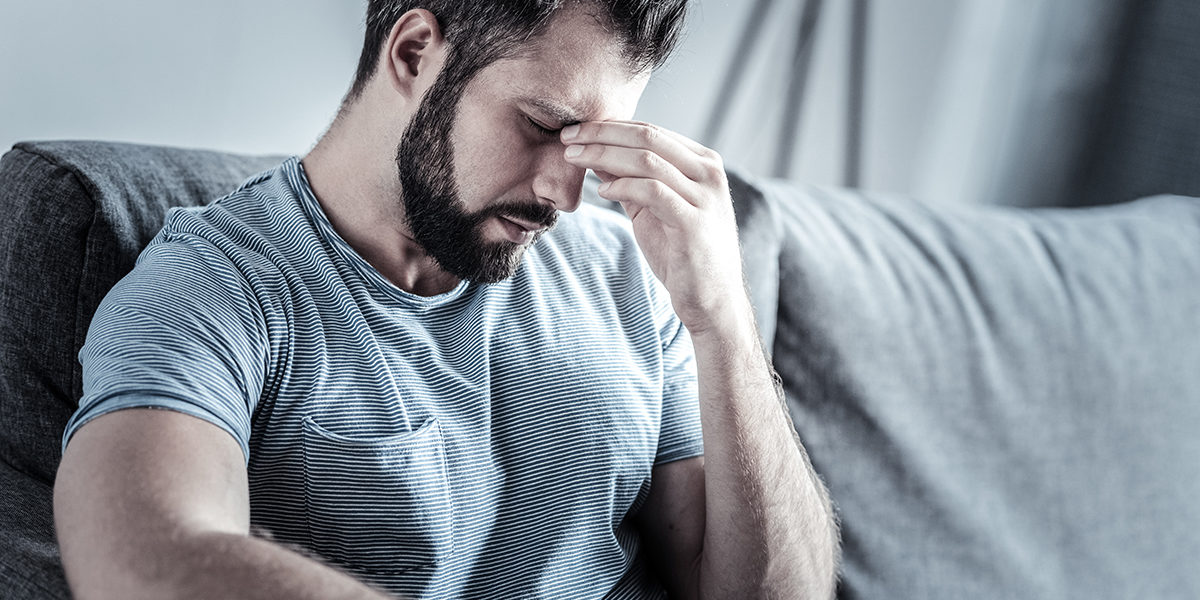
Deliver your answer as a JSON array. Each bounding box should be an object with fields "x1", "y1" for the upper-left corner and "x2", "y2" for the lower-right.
[{"x1": 766, "y1": 181, "x2": 1200, "y2": 599}]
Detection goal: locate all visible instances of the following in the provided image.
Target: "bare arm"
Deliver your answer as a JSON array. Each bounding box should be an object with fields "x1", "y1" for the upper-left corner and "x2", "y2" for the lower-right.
[
  {"x1": 692, "y1": 316, "x2": 839, "y2": 598},
  {"x1": 637, "y1": 321, "x2": 839, "y2": 600},
  {"x1": 564, "y1": 121, "x2": 840, "y2": 598},
  {"x1": 55, "y1": 408, "x2": 394, "y2": 600}
]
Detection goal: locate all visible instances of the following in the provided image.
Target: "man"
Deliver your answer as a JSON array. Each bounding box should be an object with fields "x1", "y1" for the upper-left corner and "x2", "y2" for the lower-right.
[{"x1": 54, "y1": 1, "x2": 839, "y2": 598}]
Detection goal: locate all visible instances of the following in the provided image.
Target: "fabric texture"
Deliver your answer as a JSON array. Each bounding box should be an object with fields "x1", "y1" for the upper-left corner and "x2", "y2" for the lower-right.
[
  {"x1": 0, "y1": 141, "x2": 285, "y2": 600},
  {"x1": 766, "y1": 180, "x2": 1200, "y2": 599},
  {"x1": 0, "y1": 142, "x2": 285, "y2": 484},
  {"x1": 1068, "y1": 0, "x2": 1200, "y2": 206},
  {"x1": 727, "y1": 168, "x2": 783, "y2": 349},
  {"x1": 63, "y1": 157, "x2": 704, "y2": 598},
  {"x1": 0, "y1": 458, "x2": 69, "y2": 599}
]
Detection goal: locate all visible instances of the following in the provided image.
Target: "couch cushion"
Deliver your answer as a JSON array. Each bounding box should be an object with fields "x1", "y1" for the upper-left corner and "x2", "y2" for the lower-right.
[
  {"x1": 0, "y1": 457, "x2": 69, "y2": 599},
  {"x1": 766, "y1": 182, "x2": 1200, "y2": 598},
  {"x1": 0, "y1": 141, "x2": 284, "y2": 483},
  {"x1": 728, "y1": 169, "x2": 783, "y2": 347}
]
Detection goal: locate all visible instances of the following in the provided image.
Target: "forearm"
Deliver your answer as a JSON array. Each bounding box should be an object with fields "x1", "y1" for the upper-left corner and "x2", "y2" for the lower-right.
[
  {"x1": 692, "y1": 305, "x2": 840, "y2": 599},
  {"x1": 66, "y1": 530, "x2": 394, "y2": 600},
  {"x1": 558, "y1": 117, "x2": 837, "y2": 596}
]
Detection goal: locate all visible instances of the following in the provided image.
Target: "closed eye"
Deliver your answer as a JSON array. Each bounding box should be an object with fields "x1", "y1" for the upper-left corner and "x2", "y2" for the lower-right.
[{"x1": 525, "y1": 116, "x2": 560, "y2": 137}]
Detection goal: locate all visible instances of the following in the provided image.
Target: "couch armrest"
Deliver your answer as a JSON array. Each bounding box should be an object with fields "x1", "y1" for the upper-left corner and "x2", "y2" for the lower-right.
[{"x1": 0, "y1": 457, "x2": 69, "y2": 599}]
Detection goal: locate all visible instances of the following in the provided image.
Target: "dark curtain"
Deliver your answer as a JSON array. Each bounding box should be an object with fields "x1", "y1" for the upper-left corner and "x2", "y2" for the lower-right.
[{"x1": 938, "y1": 0, "x2": 1200, "y2": 207}]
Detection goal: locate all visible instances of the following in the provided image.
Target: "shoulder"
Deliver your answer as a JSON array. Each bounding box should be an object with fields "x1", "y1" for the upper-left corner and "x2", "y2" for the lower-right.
[
  {"x1": 157, "y1": 161, "x2": 302, "y2": 254},
  {"x1": 122, "y1": 161, "x2": 311, "y2": 325},
  {"x1": 139, "y1": 160, "x2": 326, "y2": 300}
]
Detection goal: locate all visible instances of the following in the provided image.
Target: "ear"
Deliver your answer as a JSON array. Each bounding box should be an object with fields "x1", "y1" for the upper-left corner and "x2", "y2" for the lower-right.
[{"x1": 383, "y1": 9, "x2": 446, "y2": 100}]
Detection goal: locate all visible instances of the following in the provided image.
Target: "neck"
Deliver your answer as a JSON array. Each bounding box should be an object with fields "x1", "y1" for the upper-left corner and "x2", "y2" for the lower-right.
[{"x1": 301, "y1": 99, "x2": 461, "y2": 296}]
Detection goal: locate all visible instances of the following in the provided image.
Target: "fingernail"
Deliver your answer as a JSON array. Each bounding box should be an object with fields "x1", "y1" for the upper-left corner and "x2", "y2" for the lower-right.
[
  {"x1": 561, "y1": 124, "x2": 580, "y2": 140},
  {"x1": 598, "y1": 181, "x2": 611, "y2": 194},
  {"x1": 565, "y1": 145, "x2": 584, "y2": 158}
]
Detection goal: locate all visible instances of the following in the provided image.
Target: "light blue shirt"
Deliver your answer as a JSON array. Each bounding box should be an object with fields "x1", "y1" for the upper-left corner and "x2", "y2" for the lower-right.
[{"x1": 64, "y1": 158, "x2": 704, "y2": 599}]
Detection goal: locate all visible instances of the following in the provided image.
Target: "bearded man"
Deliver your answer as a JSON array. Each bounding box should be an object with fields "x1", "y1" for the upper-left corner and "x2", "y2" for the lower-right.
[{"x1": 54, "y1": 2, "x2": 839, "y2": 598}]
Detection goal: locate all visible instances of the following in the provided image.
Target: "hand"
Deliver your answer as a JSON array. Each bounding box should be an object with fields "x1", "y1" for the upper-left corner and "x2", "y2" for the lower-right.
[{"x1": 561, "y1": 121, "x2": 752, "y2": 339}]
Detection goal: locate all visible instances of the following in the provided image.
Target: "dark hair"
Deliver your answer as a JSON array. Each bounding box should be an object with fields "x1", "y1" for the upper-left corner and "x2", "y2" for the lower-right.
[{"x1": 347, "y1": 0, "x2": 688, "y2": 101}]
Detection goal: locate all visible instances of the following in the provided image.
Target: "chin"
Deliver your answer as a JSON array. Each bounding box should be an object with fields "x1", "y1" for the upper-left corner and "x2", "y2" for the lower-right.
[{"x1": 456, "y1": 243, "x2": 529, "y2": 284}]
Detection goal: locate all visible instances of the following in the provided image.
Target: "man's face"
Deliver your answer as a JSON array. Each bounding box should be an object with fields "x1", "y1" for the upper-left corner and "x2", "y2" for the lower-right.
[{"x1": 395, "y1": 6, "x2": 649, "y2": 284}]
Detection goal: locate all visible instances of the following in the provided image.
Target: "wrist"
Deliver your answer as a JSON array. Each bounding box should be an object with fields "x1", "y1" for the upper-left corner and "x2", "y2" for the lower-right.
[{"x1": 684, "y1": 294, "x2": 761, "y2": 352}]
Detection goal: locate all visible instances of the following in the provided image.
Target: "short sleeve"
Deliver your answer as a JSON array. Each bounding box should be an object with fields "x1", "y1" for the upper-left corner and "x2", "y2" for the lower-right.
[
  {"x1": 62, "y1": 228, "x2": 269, "y2": 463},
  {"x1": 652, "y1": 295, "x2": 704, "y2": 465}
]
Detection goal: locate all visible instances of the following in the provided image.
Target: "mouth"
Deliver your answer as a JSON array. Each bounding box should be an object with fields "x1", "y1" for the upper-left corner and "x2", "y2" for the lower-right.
[{"x1": 497, "y1": 215, "x2": 550, "y2": 244}]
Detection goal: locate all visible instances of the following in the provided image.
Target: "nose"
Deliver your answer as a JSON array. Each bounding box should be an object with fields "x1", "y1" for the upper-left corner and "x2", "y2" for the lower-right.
[{"x1": 531, "y1": 144, "x2": 586, "y2": 213}]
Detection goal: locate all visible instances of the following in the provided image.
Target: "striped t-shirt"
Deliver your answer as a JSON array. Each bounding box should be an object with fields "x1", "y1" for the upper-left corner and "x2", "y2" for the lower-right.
[{"x1": 64, "y1": 157, "x2": 704, "y2": 599}]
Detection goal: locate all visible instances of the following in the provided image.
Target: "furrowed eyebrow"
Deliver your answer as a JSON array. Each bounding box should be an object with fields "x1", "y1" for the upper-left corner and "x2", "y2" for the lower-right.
[{"x1": 522, "y1": 97, "x2": 586, "y2": 127}]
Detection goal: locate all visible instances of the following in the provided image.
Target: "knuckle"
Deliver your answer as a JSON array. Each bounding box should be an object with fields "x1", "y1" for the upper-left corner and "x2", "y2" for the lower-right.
[
  {"x1": 636, "y1": 150, "x2": 659, "y2": 171},
  {"x1": 649, "y1": 180, "x2": 672, "y2": 201},
  {"x1": 639, "y1": 126, "x2": 659, "y2": 146},
  {"x1": 701, "y1": 159, "x2": 725, "y2": 182}
]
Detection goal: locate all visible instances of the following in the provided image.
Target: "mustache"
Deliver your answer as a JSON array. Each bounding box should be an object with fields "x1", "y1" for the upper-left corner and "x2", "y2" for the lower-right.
[{"x1": 476, "y1": 200, "x2": 559, "y2": 230}]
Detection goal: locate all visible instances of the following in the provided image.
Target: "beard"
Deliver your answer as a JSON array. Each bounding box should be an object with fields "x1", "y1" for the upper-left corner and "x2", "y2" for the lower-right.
[{"x1": 395, "y1": 74, "x2": 558, "y2": 284}]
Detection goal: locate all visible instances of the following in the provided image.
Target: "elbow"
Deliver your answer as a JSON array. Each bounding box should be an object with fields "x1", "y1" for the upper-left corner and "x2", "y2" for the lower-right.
[
  {"x1": 56, "y1": 501, "x2": 212, "y2": 600},
  {"x1": 58, "y1": 530, "x2": 234, "y2": 600}
]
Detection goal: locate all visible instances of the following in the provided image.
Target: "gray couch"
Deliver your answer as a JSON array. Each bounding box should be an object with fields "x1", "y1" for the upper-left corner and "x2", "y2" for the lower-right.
[{"x1": 2, "y1": 140, "x2": 1199, "y2": 599}]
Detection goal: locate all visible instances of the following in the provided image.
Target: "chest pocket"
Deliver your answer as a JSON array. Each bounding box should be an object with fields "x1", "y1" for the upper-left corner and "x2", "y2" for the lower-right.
[{"x1": 301, "y1": 416, "x2": 455, "y2": 576}]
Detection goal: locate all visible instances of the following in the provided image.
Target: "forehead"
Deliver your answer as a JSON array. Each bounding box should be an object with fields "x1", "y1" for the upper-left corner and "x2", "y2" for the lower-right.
[{"x1": 466, "y1": 5, "x2": 650, "y2": 122}]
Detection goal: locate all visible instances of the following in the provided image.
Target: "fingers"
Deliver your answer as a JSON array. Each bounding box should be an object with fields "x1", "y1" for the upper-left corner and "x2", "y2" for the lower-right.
[
  {"x1": 562, "y1": 121, "x2": 722, "y2": 184},
  {"x1": 599, "y1": 177, "x2": 694, "y2": 226},
  {"x1": 566, "y1": 143, "x2": 697, "y2": 202},
  {"x1": 652, "y1": 124, "x2": 713, "y2": 157},
  {"x1": 562, "y1": 120, "x2": 728, "y2": 224}
]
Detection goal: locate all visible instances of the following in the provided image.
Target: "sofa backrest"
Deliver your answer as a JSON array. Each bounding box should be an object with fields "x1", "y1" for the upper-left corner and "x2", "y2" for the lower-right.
[
  {"x1": 6, "y1": 140, "x2": 1199, "y2": 599},
  {"x1": 0, "y1": 141, "x2": 285, "y2": 483},
  {"x1": 765, "y1": 181, "x2": 1200, "y2": 598}
]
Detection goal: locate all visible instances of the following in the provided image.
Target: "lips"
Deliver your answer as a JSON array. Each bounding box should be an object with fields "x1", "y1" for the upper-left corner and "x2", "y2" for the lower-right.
[
  {"x1": 497, "y1": 215, "x2": 548, "y2": 244},
  {"x1": 501, "y1": 215, "x2": 546, "y2": 232}
]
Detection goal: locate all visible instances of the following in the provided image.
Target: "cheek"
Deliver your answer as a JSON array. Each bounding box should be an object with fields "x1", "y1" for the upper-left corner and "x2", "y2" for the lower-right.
[{"x1": 452, "y1": 117, "x2": 537, "y2": 200}]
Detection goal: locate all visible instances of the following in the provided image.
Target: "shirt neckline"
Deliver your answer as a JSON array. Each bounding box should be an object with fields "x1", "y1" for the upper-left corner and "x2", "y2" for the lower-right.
[{"x1": 283, "y1": 156, "x2": 472, "y2": 308}]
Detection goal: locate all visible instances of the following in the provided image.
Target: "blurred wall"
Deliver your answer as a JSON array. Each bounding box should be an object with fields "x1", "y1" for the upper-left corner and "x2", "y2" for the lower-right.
[
  {"x1": 0, "y1": 0, "x2": 362, "y2": 155},
  {"x1": 637, "y1": 0, "x2": 960, "y2": 194},
  {"x1": 1, "y1": 0, "x2": 961, "y2": 195},
  {"x1": 915, "y1": 0, "x2": 1200, "y2": 207}
]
